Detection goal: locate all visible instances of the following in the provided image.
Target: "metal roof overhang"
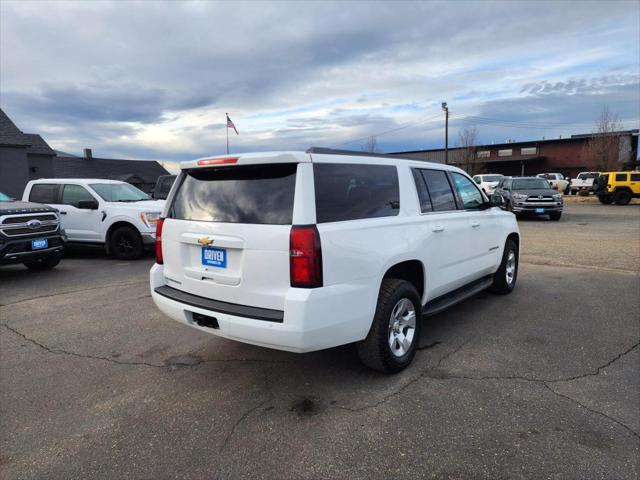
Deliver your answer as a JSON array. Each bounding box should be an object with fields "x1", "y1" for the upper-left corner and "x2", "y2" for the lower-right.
[{"x1": 477, "y1": 156, "x2": 545, "y2": 164}]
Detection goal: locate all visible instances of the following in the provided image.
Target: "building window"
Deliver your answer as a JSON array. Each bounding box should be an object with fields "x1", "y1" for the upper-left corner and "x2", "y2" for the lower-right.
[
  {"x1": 498, "y1": 149, "x2": 512, "y2": 157},
  {"x1": 521, "y1": 147, "x2": 537, "y2": 155},
  {"x1": 476, "y1": 150, "x2": 490, "y2": 158}
]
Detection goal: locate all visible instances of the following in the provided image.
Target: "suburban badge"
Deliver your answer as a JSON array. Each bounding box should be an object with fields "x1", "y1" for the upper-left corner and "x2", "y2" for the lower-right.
[{"x1": 197, "y1": 236, "x2": 213, "y2": 246}]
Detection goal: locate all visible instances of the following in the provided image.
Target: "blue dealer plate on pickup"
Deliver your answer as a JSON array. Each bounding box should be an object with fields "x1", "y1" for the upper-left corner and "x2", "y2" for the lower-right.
[
  {"x1": 201, "y1": 246, "x2": 227, "y2": 268},
  {"x1": 32, "y1": 238, "x2": 48, "y2": 250},
  {"x1": 535, "y1": 208, "x2": 545, "y2": 214}
]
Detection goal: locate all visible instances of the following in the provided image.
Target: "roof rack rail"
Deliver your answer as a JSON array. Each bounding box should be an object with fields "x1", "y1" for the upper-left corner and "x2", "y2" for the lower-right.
[{"x1": 305, "y1": 147, "x2": 435, "y2": 162}]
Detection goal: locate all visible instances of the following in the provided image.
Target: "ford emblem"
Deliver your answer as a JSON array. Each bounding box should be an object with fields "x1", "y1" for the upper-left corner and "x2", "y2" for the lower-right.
[{"x1": 27, "y1": 219, "x2": 42, "y2": 230}]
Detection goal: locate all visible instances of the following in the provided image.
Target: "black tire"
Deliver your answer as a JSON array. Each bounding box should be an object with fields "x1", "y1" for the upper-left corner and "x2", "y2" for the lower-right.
[
  {"x1": 613, "y1": 190, "x2": 632, "y2": 206},
  {"x1": 549, "y1": 211, "x2": 562, "y2": 221},
  {"x1": 571, "y1": 190, "x2": 577, "y2": 196},
  {"x1": 109, "y1": 226, "x2": 143, "y2": 260},
  {"x1": 23, "y1": 254, "x2": 61, "y2": 270},
  {"x1": 563, "y1": 185, "x2": 570, "y2": 195},
  {"x1": 357, "y1": 278, "x2": 422, "y2": 373},
  {"x1": 506, "y1": 200, "x2": 513, "y2": 212},
  {"x1": 489, "y1": 239, "x2": 518, "y2": 294},
  {"x1": 598, "y1": 195, "x2": 613, "y2": 205}
]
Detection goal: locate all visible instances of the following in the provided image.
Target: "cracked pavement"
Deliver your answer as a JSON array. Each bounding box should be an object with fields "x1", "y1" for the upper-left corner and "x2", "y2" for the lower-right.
[{"x1": 1, "y1": 203, "x2": 639, "y2": 479}]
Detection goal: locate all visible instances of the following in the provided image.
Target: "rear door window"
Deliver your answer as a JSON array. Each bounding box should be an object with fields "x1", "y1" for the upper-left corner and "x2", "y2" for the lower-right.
[
  {"x1": 615, "y1": 173, "x2": 627, "y2": 182},
  {"x1": 29, "y1": 184, "x2": 59, "y2": 203},
  {"x1": 630, "y1": 174, "x2": 640, "y2": 181},
  {"x1": 314, "y1": 163, "x2": 399, "y2": 223},
  {"x1": 420, "y1": 169, "x2": 457, "y2": 211},
  {"x1": 169, "y1": 164, "x2": 297, "y2": 225}
]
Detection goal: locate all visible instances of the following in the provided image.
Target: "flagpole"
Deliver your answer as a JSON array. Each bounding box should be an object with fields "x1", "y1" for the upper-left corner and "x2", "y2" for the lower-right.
[{"x1": 225, "y1": 112, "x2": 229, "y2": 154}]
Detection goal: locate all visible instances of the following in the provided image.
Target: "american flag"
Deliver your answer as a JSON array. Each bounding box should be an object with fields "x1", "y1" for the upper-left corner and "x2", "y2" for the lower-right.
[{"x1": 226, "y1": 114, "x2": 239, "y2": 135}]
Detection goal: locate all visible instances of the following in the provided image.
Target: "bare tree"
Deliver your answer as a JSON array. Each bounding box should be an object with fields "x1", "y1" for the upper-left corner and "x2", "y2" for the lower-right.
[
  {"x1": 583, "y1": 107, "x2": 624, "y2": 171},
  {"x1": 457, "y1": 126, "x2": 478, "y2": 174},
  {"x1": 361, "y1": 136, "x2": 380, "y2": 153}
]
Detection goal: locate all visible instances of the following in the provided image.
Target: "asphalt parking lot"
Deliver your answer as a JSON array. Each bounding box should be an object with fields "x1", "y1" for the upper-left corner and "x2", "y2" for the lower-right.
[{"x1": 1, "y1": 203, "x2": 639, "y2": 479}]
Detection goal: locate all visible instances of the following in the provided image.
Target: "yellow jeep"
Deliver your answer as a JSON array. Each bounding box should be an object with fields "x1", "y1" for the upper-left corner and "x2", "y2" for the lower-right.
[{"x1": 594, "y1": 171, "x2": 640, "y2": 205}]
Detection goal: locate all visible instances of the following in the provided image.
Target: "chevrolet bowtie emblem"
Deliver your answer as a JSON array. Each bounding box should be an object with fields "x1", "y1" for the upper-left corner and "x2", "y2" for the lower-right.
[{"x1": 197, "y1": 237, "x2": 214, "y2": 246}]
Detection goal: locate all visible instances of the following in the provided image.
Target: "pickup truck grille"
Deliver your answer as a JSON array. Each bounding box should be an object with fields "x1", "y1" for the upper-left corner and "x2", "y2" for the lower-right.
[
  {"x1": 0, "y1": 213, "x2": 59, "y2": 237},
  {"x1": 1, "y1": 213, "x2": 58, "y2": 225},
  {"x1": 525, "y1": 195, "x2": 554, "y2": 202}
]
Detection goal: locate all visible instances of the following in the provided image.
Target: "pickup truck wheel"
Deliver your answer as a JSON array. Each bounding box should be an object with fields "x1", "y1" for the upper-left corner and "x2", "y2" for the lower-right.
[
  {"x1": 23, "y1": 253, "x2": 61, "y2": 270},
  {"x1": 357, "y1": 279, "x2": 422, "y2": 373},
  {"x1": 614, "y1": 190, "x2": 632, "y2": 205},
  {"x1": 110, "y1": 226, "x2": 143, "y2": 260},
  {"x1": 549, "y1": 212, "x2": 562, "y2": 221},
  {"x1": 489, "y1": 239, "x2": 518, "y2": 294}
]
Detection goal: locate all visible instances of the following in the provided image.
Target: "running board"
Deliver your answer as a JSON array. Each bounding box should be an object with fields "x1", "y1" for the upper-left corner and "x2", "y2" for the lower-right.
[{"x1": 422, "y1": 275, "x2": 494, "y2": 317}]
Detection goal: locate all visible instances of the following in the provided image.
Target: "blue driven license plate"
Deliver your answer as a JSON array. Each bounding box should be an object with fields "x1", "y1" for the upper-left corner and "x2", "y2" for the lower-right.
[
  {"x1": 535, "y1": 208, "x2": 545, "y2": 214},
  {"x1": 201, "y1": 246, "x2": 227, "y2": 268},
  {"x1": 32, "y1": 238, "x2": 48, "y2": 250}
]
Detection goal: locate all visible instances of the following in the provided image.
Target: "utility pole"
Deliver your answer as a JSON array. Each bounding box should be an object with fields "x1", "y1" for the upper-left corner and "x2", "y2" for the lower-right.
[
  {"x1": 225, "y1": 112, "x2": 229, "y2": 154},
  {"x1": 441, "y1": 102, "x2": 449, "y2": 164}
]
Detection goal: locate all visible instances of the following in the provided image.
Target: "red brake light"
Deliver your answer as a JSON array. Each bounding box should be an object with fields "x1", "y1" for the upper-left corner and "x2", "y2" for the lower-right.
[
  {"x1": 155, "y1": 218, "x2": 165, "y2": 264},
  {"x1": 290, "y1": 225, "x2": 322, "y2": 288},
  {"x1": 197, "y1": 157, "x2": 238, "y2": 166}
]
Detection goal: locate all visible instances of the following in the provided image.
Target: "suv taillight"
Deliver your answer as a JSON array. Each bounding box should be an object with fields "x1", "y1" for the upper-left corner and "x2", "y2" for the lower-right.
[
  {"x1": 290, "y1": 225, "x2": 322, "y2": 288},
  {"x1": 155, "y1": 218, "x2": 165, "y2": 264}
]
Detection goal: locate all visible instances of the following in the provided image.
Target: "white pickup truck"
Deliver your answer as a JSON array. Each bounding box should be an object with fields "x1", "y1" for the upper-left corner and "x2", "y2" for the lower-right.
[
  {"x1": 23, "y1": 179, "x2": 164, "y2": 259},
  {"x1": 569, "y1": 172, "x2": 600, "y2": 195},
  {"x1": 536, "y1": 173, "x2": 569, "y2": 194}
]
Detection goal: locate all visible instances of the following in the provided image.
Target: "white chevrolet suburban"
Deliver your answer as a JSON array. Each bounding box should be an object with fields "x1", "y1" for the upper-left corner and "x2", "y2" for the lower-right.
[
  {"x1": 150, "y1": 149, "x2": 520, "y2": 372},
  {"x1": 23, "y1": 179, "x2": 164, "y2": 260}
]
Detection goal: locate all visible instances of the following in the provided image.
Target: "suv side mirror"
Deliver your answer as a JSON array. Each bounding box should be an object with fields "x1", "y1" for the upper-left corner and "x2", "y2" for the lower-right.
[
  {"x1": 489, "y1": 193, "x2": 505, "y2": 207},
  {"x1": 77, "y1": 200, "x2": 99, "y2": 210}
]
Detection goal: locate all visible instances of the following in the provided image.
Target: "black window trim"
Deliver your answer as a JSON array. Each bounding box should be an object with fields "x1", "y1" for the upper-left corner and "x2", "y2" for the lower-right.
[{"x1": 411, "y1": 167, "x2": 464, "y2": 215}]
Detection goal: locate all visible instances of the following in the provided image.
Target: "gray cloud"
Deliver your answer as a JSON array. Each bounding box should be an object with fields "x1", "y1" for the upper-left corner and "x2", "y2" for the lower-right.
[{"x1": 0, "y1": 0, "x2": 638, "y2": 159}]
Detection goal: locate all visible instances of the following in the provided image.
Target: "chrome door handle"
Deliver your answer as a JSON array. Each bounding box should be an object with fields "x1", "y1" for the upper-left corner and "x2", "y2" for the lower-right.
[
  {"x1": 471, "y1": 222, "x2": 480, "y2": 228},
  {"x1": 432, "y1": 225, "x2": 445, "y2": 233}
]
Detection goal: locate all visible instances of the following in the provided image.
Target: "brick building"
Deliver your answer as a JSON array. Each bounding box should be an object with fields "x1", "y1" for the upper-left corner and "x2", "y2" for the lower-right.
[{"x1": 392, "y1": 130, "x2": 639, "y2": 178}]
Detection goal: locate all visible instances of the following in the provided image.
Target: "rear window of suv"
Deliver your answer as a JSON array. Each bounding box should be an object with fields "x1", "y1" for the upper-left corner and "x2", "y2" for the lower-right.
[
  {"x1": 314, "y1": 163, "x2": 399, "y2": 223},
  {"x1": 169, "y1": 164, "x2": 297, "y2": 225}
]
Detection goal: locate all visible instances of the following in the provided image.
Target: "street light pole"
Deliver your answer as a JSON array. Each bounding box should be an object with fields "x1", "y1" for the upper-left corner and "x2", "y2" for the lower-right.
[{"x1": 441, "y1": 102, "x2": 449, "y2": 164}]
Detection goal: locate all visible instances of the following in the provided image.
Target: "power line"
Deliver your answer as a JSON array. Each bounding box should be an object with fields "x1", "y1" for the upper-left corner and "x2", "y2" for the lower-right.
[{"x1": 330, "y1": 113, "x2": 442, "y2": 148}]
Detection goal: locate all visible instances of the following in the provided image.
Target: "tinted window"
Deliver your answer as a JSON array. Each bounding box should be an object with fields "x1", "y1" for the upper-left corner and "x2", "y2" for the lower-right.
[
  {"x1": 452, "y1": 173, "x2": 484, "y2": 209},
  {"x1": 513, "y1": 178, "x2": 550, "y2": 189},
  {"x1": 630, "y1": 174, "x2": 640, "y2": 181},
  {"x1": 61, "y1": 185, "x2": 95, "y2": 207},
  {"x1": 421, "y1": 170, "x2": 457, "y2": 211},
  {"x1": 314, "y1": 163, "x2": 399, "y2": 223},
  {"x1": 160, "y1": 176, "x2": 175, "y2": 195},
  {"x1": 412, "y1": 169, "x2": 433, "y2": 213},
  {"x1": 615, "y1": 173, "x2": 627, "y2": 182},
  {"x1": 473, "y1": 176, "x2": 481, "y2": 184},
  {"x1": 29, "y1": 184, "x2": 58, "y2": 203},
  {"x1": 170, "y1": 164, "x2": 297, "y2": 225}
]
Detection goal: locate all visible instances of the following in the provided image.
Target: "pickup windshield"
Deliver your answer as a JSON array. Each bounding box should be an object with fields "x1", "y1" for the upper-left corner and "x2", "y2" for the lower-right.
[
  {"x1": 513, "y1": 178, "x2": 550, "y2": 190},
  {"x1": 482, "y1": 175, "x2": 503, "y2": 182},
  {"x1": 577, "y1": 173, "x2": 598, "y2": 179},
  {"x1": 90, "y1": 183, "x2": 150, "y2": 202}
]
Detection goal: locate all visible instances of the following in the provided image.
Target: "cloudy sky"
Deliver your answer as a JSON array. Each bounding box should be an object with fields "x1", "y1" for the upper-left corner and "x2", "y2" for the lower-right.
[{"x1": 1, "y1": 0, "x2": 638, "y2": 162}]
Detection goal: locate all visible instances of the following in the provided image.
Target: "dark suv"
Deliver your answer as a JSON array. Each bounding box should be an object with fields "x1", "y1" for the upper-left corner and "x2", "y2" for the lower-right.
[
  {"x1": 0, "y1": 191, "x2": 66, "y2": 270},
  {"x1": 495, "y1": 176, "x2": 564, "y2": 220}
]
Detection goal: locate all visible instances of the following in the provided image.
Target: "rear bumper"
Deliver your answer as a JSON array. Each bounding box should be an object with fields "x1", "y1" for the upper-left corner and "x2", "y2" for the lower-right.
[{"x1": 149, "y1": 263, "x2": 374, "y2": 353}]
